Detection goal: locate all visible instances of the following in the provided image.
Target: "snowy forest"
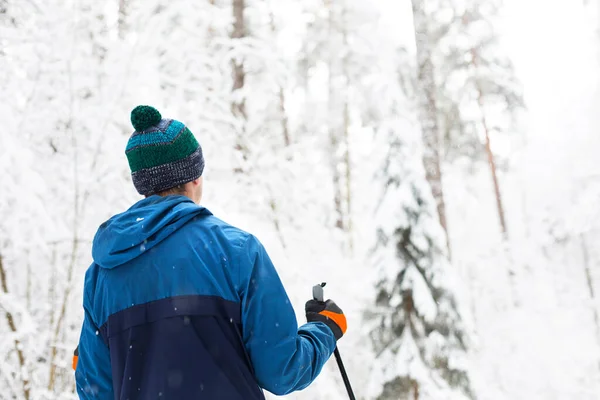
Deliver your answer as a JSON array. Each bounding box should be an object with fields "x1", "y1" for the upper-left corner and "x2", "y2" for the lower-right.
[{"x1": 1, "y1": 0, "x2": 600, "y2": 398}]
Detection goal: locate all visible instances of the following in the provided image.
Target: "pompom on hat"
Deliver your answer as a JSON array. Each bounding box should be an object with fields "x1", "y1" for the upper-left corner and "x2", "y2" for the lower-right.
[{"x1": 125, "y1": 105, "x2": 204, "y2": 196}]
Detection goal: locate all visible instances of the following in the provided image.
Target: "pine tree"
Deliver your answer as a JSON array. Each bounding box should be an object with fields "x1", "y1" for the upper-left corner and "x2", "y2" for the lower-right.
[
  {"x1": 368, "y1": 61, "x2": 473, "y2": 397},
  {"x1": 369, "y1": 120, "x2": 473, "y2": 399}
]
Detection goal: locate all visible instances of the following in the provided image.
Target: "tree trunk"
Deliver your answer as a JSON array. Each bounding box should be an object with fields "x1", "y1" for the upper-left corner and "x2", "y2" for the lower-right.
[
  {"x1": 279, "y1": 88, "x2": 291, "y2": 149},
  {"x1": 117, "y1": 0, "x2": 126, "y2": 39},
  {"x1": 267, "y1": 8, "x2": 292, "y2": 152},
  {"x1": 0, "y1": 253, "x2": 30, "y2": 400},
  {"x1": 580, "y1": 233, "x2": 600, "y2": 374},
  {"x1": 325, "y1": 0, "x2": 353, "y2": 236},
  {"x1": 231, "y1": 0, "x2": 248, "y2": 172},
  {"x1": 49, "y1": 117, "x2": 80, "y2": 392},
  {"x1": 343, "y1": 98, "x2": 353, "y2": 249},
  {"x1": 411, "y1": 0, "x2": 451, "y2": 255},
  {"x1": 331, "y1": 134, "x2": 344, "y2": 231},
  {"x1": 269, "y1": 196, "x2": 287, "y2": 250},
  {"x1": 411, "y1": 379, "x2": 420, "y2": 400},
  {"x1": 26, "y1": 253, "x2": 31, "y2": 311},
  {"x1": 231, "y1": 0, "x2": 246, "y2": 120},
  {"x1": 207, "y1": 0, "x2": 217, "y2": 38},
  {"x1": 264, "y1": 5, "x2": 291, "y2": 249},
  {"x1": 404, "y1": 292, "x2": 419, "y2": 400},
  {"x1": 342, "y1": 5, "x2": 353, "y2": 252},
  {"x1": 327, "y1": 0, "x2": 345, "y2": 231},
  {"x1": 471, "y1": 49, "x2": 508, "y2": 238},
  {"x1": 48, "y1": 237, "x2": 78, "y2": 391},
  {"x1": 482, "y1": 114, "x2": 507, "y2": 236}
]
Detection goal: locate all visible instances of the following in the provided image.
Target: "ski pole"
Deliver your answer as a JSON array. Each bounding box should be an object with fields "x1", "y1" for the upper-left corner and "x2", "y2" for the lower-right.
[{"x1": 312, "y1": 283, "x2": 356, "y2": 400}]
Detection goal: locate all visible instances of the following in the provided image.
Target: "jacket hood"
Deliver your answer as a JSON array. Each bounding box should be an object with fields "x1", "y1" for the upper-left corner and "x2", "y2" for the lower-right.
[{"x1": 92, "y1": 195, "x2": 211, "y2": 269}]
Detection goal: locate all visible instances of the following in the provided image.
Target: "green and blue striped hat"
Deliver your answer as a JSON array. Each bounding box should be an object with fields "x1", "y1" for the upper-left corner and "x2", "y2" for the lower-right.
[{"x1": 126, "y1": 105, "x2": 204, "y2": 196}]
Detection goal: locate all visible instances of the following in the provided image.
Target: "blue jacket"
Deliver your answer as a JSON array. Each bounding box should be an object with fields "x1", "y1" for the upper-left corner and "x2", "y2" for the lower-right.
[{"x1": 75, "y1": 195, "x2": 336, "y2": 399}]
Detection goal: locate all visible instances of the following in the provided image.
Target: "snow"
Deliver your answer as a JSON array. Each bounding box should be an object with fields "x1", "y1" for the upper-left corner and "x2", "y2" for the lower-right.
[
  {"x1": 2, "y1": 0, "x2": 600, "y2": 399},
  {"x1": 444, "y1": 3, "x2": 600, "y2": 393}
]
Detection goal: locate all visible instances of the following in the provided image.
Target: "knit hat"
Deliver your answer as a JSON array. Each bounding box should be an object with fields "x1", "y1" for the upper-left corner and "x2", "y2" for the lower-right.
[{"x1": 125, "y1": 105, "x2": 204, "y2": 196}]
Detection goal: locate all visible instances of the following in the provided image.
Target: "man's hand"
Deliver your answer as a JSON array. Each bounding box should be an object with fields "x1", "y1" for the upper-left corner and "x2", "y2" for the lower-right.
[{"x1": 305, "y1": 299, "x2": 347, "y2": 340}]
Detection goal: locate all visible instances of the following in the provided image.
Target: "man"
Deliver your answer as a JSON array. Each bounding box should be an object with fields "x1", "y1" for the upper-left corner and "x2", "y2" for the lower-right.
[{"x1": 74, "y1": 105, "x2": 347, "y2": 399}]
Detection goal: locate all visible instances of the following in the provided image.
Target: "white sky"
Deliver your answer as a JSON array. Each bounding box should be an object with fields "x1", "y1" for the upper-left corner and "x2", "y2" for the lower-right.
[
  {"x1": 502, "y1": 0, "x2": 598, "y2": 123},
  {"x1": 376, "y1": 0, "x2": 599, "y2": 130},
  {"x1": 375, "y1": 0, "x2": 599, "y2": 158}
]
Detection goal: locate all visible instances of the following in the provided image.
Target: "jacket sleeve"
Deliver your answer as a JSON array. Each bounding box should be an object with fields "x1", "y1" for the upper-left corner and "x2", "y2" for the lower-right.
[
  {"x1": 75, "y1": 291, "x2": 114, "y2": 399},
  {"x1": 238, "y1": 234, "x2": 337, "y2": 395}
]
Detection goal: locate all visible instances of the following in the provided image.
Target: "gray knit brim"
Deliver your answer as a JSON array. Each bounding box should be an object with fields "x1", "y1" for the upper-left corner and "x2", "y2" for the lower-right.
[{"x1": 132, "y1": 147, "x2": 205, "y2": 196}]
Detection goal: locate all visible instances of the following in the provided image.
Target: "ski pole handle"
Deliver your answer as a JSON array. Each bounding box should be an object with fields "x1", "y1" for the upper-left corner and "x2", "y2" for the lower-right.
[{"x1": 312, "y1": 282, "x2": 326, "y2": 302}]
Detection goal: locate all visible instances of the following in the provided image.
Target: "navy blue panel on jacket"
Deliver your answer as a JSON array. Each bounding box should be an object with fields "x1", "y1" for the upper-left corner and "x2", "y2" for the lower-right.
[
  {"x1": 75, "y1": 195, "x2": 337, "y2": 400},
  {"x1": 100, "y1": 295, "x2": 263, "y2": 400}
]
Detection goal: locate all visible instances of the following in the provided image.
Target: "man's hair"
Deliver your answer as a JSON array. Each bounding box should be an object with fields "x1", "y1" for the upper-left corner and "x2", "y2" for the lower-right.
[{"x1": 154, "y1": 184, "x2": 186, "y2": 197}]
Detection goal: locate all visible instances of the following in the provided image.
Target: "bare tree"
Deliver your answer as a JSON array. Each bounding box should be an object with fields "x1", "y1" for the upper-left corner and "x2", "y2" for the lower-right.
[
  {"x1": 118, "y1": 0, "x2": 127, "y2": 39},
  {"x1": 324, "y1": 0, "x2": 353, "y2": 251},
  {"x1": 47, "y1": 66, "x2": 79, "y2": 394},
  {"x1": 341, "y1": 4, "x2": 353, "y2": 251},
  {"x1": 435, "y1": 1, "x2": 523, "y2": 239},
  {"x1": 580, "y1": 233, "x2": 600, "y2": 373},
  {"x1": 411, "y1": 0, "x2": 451, "y2": 254},
  {"x1": 459, "y1": 4, "x2": 522, "y2": 238},
  {"x1": 326, "y1": 0, "x2": 345, "y2": 232},
  {"x1": 472, "y1": 48, "x2": 508, "y2": 236},
  {"x1": 231, "y1": 0, "x2": 246, "y2": 120},
  {"x1": 268, "y1": 7, "x2": 292, "y2": 152},
  {"x1": 0, "y1": 253, "x2": 30, "y2": 400},
  {"x1": 231, "y1": 0, "x2": 249, "y2": 172}
]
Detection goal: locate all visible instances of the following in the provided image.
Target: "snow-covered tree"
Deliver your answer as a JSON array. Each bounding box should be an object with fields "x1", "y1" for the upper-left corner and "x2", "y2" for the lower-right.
[
  {"x1": 0, "y1": 0, "x2": 135, "y2": 397},
  {"x1": 410, "y1": 0, "x2": 454, "y2": 252},
  {"x1": 366, "y1": 42, "x2": 474, "y2": 395},
  {"x1": 369, "y1": 115, "x2": 473, "y2": 399},
  {"x1": 437, "y1": 0, "x2": 524, "y2": 237},
  {"x1": 408, "y1": 0, "x2": 523, "y2": 243},
  {"x1": 0, "y1": 111, "x2": 45, "y2": 400},
  {"x1": 293, "y1": 0, "x2": 382, "y2": 252}
]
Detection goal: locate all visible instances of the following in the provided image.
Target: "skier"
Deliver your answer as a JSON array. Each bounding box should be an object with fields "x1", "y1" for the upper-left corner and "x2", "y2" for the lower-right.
[{"x1": 74, "y1": 105, "x2": 347, "y2": 399}]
